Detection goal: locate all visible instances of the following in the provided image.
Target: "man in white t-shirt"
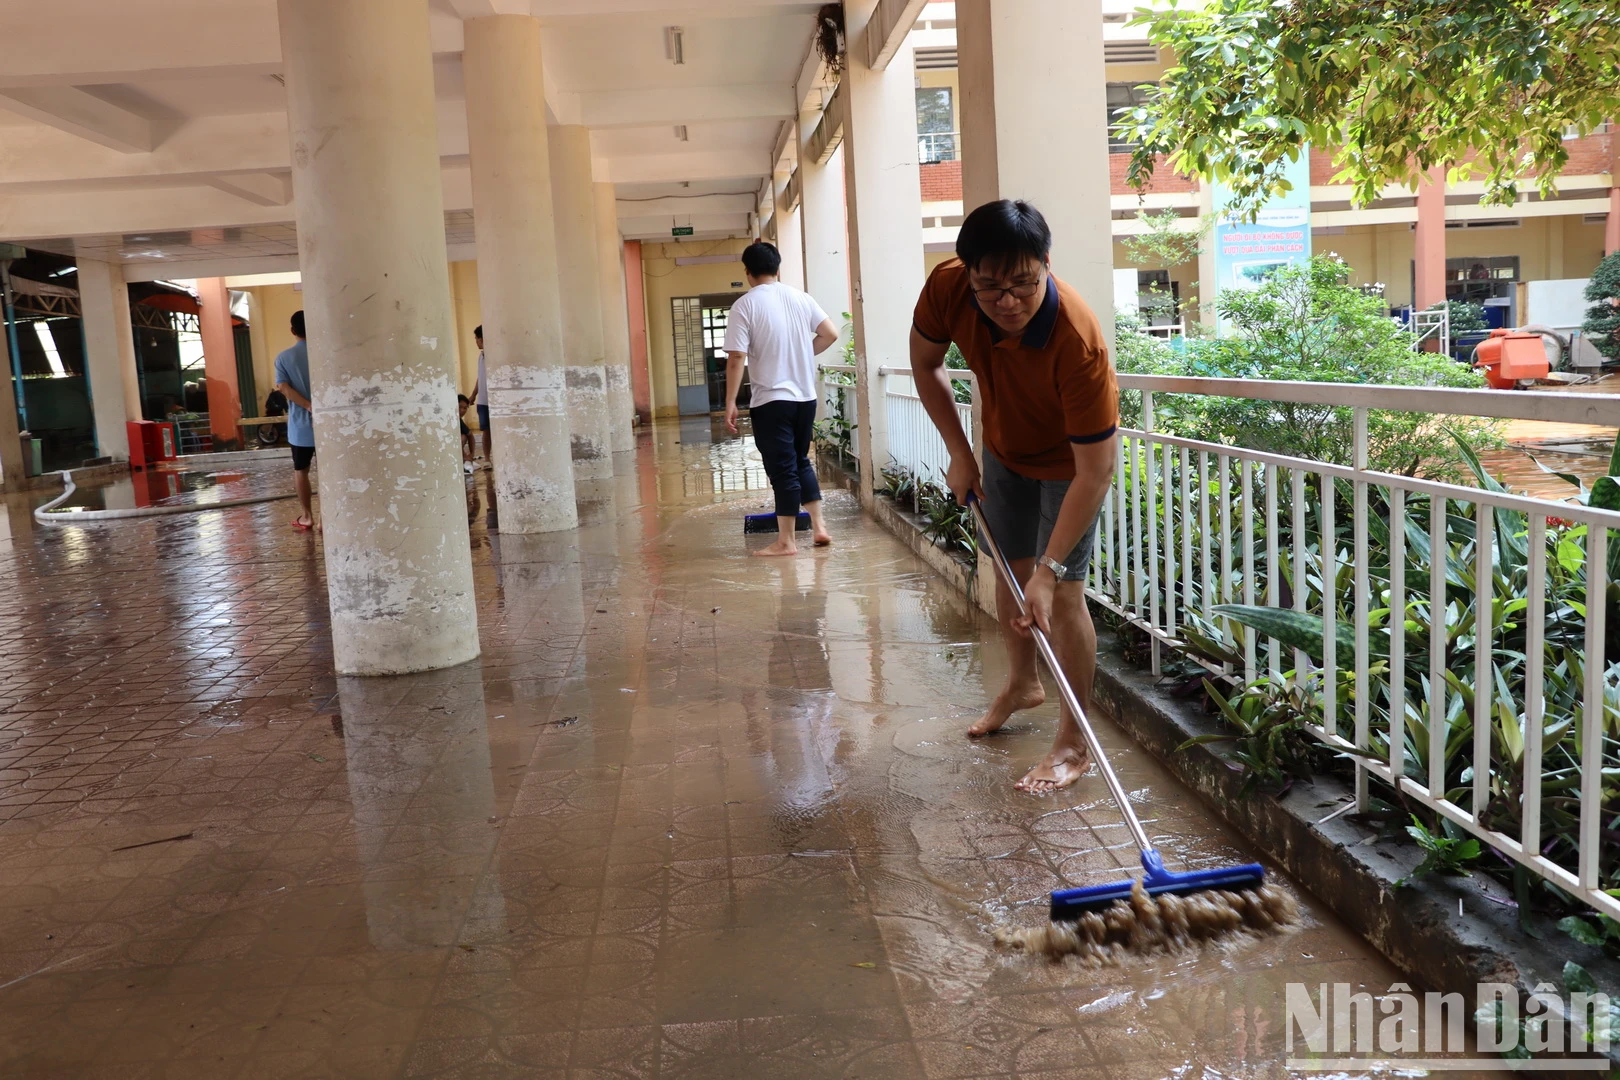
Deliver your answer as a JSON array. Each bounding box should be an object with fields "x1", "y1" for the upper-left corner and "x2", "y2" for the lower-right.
[
  {"x1": 723, "y1": 241, "x2": 841, "y2": 556},
  {"x1": 468, "y1": 325, "x2": 491, "y2": 469}
]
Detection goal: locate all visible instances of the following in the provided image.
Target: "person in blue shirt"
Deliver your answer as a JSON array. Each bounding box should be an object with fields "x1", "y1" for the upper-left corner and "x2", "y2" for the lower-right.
[{"x1": 273, "y1": 310, "x2": 317, "y2": 531}]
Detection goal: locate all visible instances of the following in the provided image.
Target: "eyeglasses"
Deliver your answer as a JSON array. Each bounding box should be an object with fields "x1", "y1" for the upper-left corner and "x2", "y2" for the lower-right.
[{"x1": 971, "y1": 279, "x2": 1043, "y2": 304}]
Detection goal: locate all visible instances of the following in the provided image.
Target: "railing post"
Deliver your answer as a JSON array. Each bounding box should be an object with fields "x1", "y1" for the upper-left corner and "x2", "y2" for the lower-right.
[
  {"x1": 1352, "y1": 407, "x2": 1370, "y2": 812},
  {"x1": 1143, "y1": 392, "x2": 1159, "y2": 675}
]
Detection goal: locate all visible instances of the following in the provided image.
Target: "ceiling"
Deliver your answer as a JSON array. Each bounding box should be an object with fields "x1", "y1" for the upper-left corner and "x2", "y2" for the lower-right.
[{"x1": 0, "y1": 0, "x2": 824, "y2": 277}]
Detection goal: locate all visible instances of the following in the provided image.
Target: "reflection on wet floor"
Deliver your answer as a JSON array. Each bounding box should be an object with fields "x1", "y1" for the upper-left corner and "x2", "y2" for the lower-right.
[
  {"x1": 0, "y1": 421, "x2": 1505, "y2": 1078},
  {"x1": 42, "y1": 463, "x2": 290, "y2": 514}
]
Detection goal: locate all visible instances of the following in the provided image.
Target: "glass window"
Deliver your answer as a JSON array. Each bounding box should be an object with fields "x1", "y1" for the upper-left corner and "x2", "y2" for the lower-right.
[
  {"x1": 915, "y1": 87, "x2": 953, "y2": 134},
  {"x1": 1107, "y1": 82, "x2": 1153, "y2": 152}
]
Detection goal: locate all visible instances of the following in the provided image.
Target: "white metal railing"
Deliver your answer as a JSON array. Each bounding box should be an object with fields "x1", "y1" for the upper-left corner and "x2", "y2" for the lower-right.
[
  {"x1": 1099, "y1": 373, "x2": 1620, "y2": 920},
  {"x1": 878, "y1": 366, "x2": 973, "y2": 494},
  {"x1": 1409, "y1": 307, "x2": 1451, "y2": 356},
  {"x1": 917, "y1": 131, "x2": 959, "y2": 164},
  {"x1": 1143, "y1": 321, "x2": 1186, "y2": 340}
]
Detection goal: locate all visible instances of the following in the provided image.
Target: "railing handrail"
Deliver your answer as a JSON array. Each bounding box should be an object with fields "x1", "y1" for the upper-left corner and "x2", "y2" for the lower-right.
[
  {"x1": 1118, "y1": 373, "x2": 1620, "y2": 427},
  {"x1": 818, "y1": 363, "x2": 857, "y2": 374},
  {"x1": 877, "y1": 365, "x2": 975, "y2": 381}
]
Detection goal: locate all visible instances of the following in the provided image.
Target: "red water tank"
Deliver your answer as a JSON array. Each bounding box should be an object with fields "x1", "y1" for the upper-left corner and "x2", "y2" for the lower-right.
[{"x1": 1474, "y1": 329, "x2": 1550, "y2": 389}]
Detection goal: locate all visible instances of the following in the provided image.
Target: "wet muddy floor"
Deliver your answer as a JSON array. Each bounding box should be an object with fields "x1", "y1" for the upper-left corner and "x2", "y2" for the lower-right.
[{"x1": 0, "y1": 422, "x2": 1507, "y2": 1077}]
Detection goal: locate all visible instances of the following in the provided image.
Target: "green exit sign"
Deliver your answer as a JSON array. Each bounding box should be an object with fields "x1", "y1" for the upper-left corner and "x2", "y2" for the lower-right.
[{"x1": 671, "y1": 226, "x2": 694, "y2": 237}]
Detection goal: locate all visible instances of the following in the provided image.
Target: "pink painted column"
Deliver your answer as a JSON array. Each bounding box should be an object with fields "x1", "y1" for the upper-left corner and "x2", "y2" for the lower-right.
[
  {"x1": 196, "y1": 277, "x2": 242, "y2": 450},
  {"x1": 623, "y1": 240, "x2": 651, "y2": 422},
  {"x1": 1413, "y1": 166, "x2": 1447, "y2": 312}
]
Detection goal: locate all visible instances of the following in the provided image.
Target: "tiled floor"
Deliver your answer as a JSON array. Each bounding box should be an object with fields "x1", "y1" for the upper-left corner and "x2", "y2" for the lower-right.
[{"x1": 0, "y1": 421, "x2": 1491, "y2": 1078}]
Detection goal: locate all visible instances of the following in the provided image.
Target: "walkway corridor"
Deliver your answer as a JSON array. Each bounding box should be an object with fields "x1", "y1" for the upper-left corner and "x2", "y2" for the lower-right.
[{"x1": 0, "y1": 428, "x2": 1421, "y2": 1079}]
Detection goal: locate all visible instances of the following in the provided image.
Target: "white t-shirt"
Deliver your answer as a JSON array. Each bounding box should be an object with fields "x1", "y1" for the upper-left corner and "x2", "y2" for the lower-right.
[
  {"x1": 476, "y1": 351, "x2": 488, "y2": 407},
  {"x1": 722, "y1": 281, "x2": 830, "y2": 408}
]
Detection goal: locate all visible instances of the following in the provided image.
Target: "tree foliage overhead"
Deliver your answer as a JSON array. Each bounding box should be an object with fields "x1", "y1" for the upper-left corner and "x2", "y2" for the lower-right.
[{"x1": 1119, "y1": 0, "x2": 1620, "y2": 218}]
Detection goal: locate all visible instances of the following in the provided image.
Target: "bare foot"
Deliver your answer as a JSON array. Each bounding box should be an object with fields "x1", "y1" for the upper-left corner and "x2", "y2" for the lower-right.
[
  {"x1": 1014, "y1": 745, "x2": 1091, "y2": 794},
  {"x1": 967, "y1": 683, "x2": 1045, "y2": 737},
  {"x1": 813, "y1": 531, "x2": 832, "y2": 547},
  {"x1": 752, "y1": 539, "x2": 798, "y2": 557}
]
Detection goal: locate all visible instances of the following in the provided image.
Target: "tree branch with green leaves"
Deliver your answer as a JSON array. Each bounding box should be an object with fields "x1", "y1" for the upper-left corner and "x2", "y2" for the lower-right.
[{"x1": 1119, "y1": 0, "x2": 1620, "y2": 218}]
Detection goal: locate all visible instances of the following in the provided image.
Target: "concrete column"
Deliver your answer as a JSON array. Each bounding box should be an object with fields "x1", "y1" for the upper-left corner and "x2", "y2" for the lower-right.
[
  {"x1": 549, "y1": 125, "x2": 612, "y2": 480},
  {"x1": 799, "y1": 136, "x2": 851, "y2": 345},
  {"x1": 463, "y1": 14, "x2": 577, "y2": 533},
  {"x1": 0, "y1": 311, "x2": 23, "y2": 491},
  {"x1": 840, "y1": 0, "x2": 925, "y2": 503},
  {"x1": 593, "y1": 181, "x2": 635, "y2": 452},
  {"x1": 958, "y1": 0, "x2": 1114, "y2": 351},
  {"x1": 1414, "y1": 165, "x2": 1447, "y2": 310},
  {"x1": 76, "y1": 256, "x2": 138, "y2": 459},
  {"x1": 775, "y1": 141, "x2": 806, "y2": 290},
  {"x1": 278, "y1": 0, "x2": 479, "y2": 675},
  {"x1": 623, "y1": 240, "x2": 652, "y2": 422},
  {"x1": 196, "y1": 277, "x2": 242, "y2": 450}
]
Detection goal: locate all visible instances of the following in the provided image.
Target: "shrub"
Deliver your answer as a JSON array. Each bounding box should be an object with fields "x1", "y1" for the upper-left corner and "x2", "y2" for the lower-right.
[
  {"x1": 1117, "y1": 255, "x2": 1499, "y2": 482},
  {"x1": 1583, "y1": 251, "x2": 1620, "y2": 362}
]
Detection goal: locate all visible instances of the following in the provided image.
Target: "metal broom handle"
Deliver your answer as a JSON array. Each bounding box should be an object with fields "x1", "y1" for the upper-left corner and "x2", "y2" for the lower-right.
[{"x1": 969, "y1": 497, "x2": 1155, "y2": 855}]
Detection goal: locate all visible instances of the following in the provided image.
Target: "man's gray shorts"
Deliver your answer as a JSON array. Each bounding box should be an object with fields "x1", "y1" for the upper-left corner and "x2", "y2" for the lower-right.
[{"x1": 978, "y1": 450, "x2": 1099, "y2": 582}]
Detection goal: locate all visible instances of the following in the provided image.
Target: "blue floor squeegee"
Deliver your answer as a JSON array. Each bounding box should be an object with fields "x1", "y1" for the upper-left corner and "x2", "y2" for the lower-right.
[{"x1": 967, "y1": 494, "x2": 1268, "y2": 922}]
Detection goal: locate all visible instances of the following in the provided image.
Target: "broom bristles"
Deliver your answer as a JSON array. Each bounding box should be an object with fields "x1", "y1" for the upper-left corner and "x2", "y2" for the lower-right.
[{"x1": 994, "y1": 879, "x2": 1301, "y2": 964}]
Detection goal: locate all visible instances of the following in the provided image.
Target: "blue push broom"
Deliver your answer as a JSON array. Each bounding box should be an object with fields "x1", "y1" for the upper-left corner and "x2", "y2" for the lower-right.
[{"x1": 969, "y1": 496, "x2": 1300, "y2": 960}]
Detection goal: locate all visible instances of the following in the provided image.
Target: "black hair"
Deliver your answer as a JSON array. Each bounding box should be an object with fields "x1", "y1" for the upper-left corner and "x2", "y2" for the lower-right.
[
  {"x1": 457, "y1": 393, "x2": 470, "y2": 404},
  {"x1": 474, "y1": 324, "x2": 483, "y2": 339},
  {"x1": 955, "y1": 199, "x2": 1051, "y2": 276},
  {"x1": 290, "y1": 309, "x2": 305, "y2": 338},
  {"x1": 741, "y1": 241, "x2": 782, "y2": 279}
]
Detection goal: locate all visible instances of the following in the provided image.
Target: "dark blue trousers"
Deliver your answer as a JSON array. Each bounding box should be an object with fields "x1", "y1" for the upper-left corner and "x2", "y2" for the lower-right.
[{"x1": 750, "y1": 399, "x2": 822, "y2": 518}]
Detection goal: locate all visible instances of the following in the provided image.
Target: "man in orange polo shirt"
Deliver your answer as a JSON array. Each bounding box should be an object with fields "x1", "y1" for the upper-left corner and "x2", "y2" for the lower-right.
[{"x1": 911, "y1": 199, "x2": 1118, "y2": 793}]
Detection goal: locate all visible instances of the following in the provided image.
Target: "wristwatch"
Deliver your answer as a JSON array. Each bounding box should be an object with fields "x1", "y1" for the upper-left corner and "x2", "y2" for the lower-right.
[{"x1": 1037, "y1": 555, "x2": 1068, "y2": 579}]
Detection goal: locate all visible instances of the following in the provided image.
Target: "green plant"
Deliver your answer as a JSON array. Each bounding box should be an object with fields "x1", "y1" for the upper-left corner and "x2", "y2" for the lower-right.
[
  {"x1": 881, "y1": 464, "x2": 975, "y2": 564},
  {"x1": 1120, "y1": 210, "x2": 1211, "y2": 326},
  {"x1": 1397, "y1": 816, "x2": 1483, "y2": 885},
  {"x1": 1583, "y1": 252, "x2": 1620, "y2": 363},
  {"x1": 943, "y1": 343, "x2": 972, "y2": 405},
  {"x1": 1428, "y1": 299, "x2": 1488, "y2": 335},
  {"x1": 1122, "y1": 256, "x2": 1500, "y2": 482},
  {"x1": 1180, "y1": 676, "x2": 1327, "y2": 795},
  {"x1": 1118, "y1": 0, "x2": 1620, "y2": 215}
]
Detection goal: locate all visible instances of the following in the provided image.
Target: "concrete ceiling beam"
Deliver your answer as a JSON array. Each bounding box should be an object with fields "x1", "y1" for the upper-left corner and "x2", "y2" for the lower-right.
[
  {"x1": 0, "y1": 4, "x2": 465, "y2": 87},
  {"x1": 0, "y1": 107, "x2": 471, "y2": 190},
  {"x1": 578, "y1": 84, "x2": 794, "y2": 129},
  {"x1": 617, "y1": 211, "x2": 750, "y2": 239},
  {"x1": 207, "y1": 172, "x2": 292, "y2": 207},
  {"x1": 0, "y1": 86, "x2": 157, "y2": 153},
  {"x1": 600, "y1": 149, "x2": 768, "y2": 184},
  {"x1": 615, "y1": 192, "x2": 757, "y2": 217},
  {"x1": 863, "y1": 0, "x2": 929, "y2": 70},
  {"x1": 0, "y1": 164, "x2": 474, "y2": 242}
]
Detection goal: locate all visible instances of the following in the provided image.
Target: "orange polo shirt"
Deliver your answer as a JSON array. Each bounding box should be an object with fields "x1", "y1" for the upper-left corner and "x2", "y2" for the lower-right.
[{"x1": 913, "y1": 259, "x2": 1117, "y2": 481}]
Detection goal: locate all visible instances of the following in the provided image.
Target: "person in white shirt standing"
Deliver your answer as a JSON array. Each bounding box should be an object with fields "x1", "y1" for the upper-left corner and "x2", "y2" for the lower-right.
[{"x1": 724, "y1": 241, "x2": 841, "y2": 556}]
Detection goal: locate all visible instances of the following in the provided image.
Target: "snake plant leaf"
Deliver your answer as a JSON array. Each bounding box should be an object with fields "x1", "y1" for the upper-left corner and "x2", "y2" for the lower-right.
[{"x1": 1213, "y1": 604, "x2": 1366, "y2": 669}]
